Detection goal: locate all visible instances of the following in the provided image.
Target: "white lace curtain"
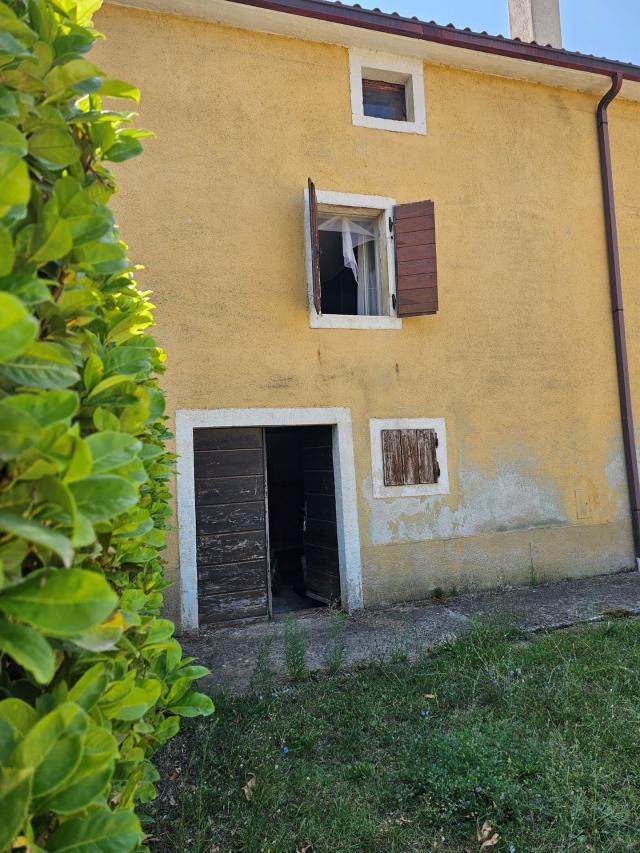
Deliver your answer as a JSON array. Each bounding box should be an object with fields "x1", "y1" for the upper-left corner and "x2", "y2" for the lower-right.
[{"x1": 318, "y1": 215, "x2": 379, "y2": 315}]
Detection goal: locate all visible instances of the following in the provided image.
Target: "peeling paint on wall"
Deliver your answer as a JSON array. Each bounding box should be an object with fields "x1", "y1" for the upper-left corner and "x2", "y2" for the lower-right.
[{"x1": 365, "y1": 458, "x2": 567, "y2": 546}]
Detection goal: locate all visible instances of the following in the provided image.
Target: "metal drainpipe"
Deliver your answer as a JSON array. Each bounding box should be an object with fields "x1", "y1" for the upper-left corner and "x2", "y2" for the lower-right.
[{"x1": 597, "y1": 72, "x2": 640, "y2": 568}]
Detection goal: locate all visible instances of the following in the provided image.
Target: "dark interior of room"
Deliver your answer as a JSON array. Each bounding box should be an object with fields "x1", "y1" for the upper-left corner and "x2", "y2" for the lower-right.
[{"x1": 265, "y1": 426, "x2": 325, "y2": 614}]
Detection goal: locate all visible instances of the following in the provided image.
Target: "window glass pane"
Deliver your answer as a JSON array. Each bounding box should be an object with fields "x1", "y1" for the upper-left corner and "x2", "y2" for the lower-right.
[{"x1": 362, "y1": 79, "x2": 406, "y2": 121}]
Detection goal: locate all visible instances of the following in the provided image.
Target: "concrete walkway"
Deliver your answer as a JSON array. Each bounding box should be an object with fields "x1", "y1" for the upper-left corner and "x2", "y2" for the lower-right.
[{"x1": 181, "y1": 571, "x2": 640, "y2": 693}]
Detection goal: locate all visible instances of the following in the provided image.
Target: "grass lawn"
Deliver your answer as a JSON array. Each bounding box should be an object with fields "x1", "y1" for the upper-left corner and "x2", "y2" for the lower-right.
[{"x1": 147, "y1": 619, "x2": 640, "y2": 852}]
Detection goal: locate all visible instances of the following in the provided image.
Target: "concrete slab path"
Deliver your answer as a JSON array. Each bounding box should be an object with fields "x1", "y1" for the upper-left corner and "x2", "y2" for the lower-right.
[{"x1": 181, "y1": 571, "x2": 640, "y2": 694}]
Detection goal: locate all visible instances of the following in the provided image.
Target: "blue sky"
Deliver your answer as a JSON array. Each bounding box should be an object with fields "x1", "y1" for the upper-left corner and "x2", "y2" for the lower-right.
[{"x1": 369, "y1": 1, "x2": 640, "y2": 65}]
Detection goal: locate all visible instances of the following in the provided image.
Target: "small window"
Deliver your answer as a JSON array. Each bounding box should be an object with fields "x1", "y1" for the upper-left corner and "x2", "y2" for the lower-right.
[
  {"x1": 370, "y1": 418, "x2": 449, "y2": 499},
  {"x1": 362, "y1": 78, "x2": 406, "y2": 121},
  {"x1": 349, "y1": 49, "x2": 426, "y2": 135},
  {"x1": 382, "y1": 429, "x2": 439, "y2": 486}
]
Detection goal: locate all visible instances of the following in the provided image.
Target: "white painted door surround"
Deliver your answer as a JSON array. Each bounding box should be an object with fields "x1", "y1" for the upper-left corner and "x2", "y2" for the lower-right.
[{"x1": 175, "y1": 407, "x2": 363, "y2": 634}]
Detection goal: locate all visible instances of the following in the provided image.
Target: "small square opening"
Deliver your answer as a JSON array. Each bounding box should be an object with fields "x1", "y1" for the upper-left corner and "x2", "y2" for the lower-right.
[{"x1": 362, "y1": 78, "x2": 407, "y2": 121}]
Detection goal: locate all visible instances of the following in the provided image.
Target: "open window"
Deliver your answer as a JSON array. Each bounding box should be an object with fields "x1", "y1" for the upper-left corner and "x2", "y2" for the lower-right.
[{"x1": 306, "y1": 180, "x2": 439, "y2": 329}]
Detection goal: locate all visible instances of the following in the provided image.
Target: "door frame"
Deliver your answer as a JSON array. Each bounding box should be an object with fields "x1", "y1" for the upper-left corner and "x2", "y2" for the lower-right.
[{"x1": 175, "y1": 407, "x2": 363, "y2": 634}]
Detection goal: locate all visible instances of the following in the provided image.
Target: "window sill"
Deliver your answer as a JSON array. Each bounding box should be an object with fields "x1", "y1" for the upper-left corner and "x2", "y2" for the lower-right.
[
  {"x1": 352, "y1": 114, "x2": 426, "y2": 135},
  {"x1": 310, "y1": 313, "x2": 402, "y2": 330}
]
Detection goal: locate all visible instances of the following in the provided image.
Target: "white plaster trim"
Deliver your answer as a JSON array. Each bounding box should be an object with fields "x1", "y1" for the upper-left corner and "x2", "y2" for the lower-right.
[
  {"x1": 349, "y1": 48, "x2": 427, "y2": 135},
  {"x1": 369, "y1": 417, "x2": 450, "y2": 499},
  {"x1": 176, "y1": 407, "x2": 363, "y2": 634},
  {"x1": 310, "y1": 314, "x2": 402, "y2": 330},
  {"x1": 303, "y1": 187, "x2": 401, "y2": 330}
]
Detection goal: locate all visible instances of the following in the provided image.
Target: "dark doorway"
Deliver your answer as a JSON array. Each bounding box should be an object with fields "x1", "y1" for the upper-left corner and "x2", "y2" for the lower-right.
[{"x1": 265, "y1": 425, "x2": 341, "y2": 614}]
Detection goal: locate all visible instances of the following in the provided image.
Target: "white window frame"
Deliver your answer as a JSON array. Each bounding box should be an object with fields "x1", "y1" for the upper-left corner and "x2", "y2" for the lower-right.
[
  {"x1": 370, "y1": 417, "x2": 450, "y2": 499},
  {"x1": 176, "y1": 407, "x2": 364, "y2": 635},
  {"x1": 304, "y1": 188, "x2": 402, "y2": 330},
  {"x1": 349, "y1": 48, "x2": 427, "y2": 135}
]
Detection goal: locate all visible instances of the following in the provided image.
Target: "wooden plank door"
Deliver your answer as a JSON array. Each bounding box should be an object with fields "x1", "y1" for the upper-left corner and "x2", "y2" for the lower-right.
[
  {"x1": 194, "y1": 427, "x2": 269, "y2": 625},
  {"x1": 302, "y1": 426, "x2": 341, "y2": 605}
]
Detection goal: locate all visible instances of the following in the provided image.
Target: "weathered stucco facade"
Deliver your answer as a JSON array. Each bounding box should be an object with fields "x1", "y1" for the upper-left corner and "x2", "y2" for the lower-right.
[{"x1": 95, "y1": 2, "x2": 640, "y2": 630}]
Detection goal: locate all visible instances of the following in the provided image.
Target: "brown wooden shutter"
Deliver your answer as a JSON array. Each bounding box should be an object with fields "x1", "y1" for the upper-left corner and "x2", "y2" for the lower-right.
[
  {"x1": 308, "y1": 178, "x2": 322, "y2": 314},
  {"x1": 417, "y1": 428, "x2": 439, "y2": 484},
  {"x1": 382, "y1": 428, "x2": 439, "y2": 486},
  {"x1": 382, "y1": 430, "x2": 404, "y2": 486},
  {"x1": 394, "y1": 200, "x2": 438, "y2": 317}
]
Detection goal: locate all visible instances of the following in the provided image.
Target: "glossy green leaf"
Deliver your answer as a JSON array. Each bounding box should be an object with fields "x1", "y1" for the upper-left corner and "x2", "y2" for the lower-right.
[
  {"x1": 68, "y1": 663, "x2": 108, "y2": 711},
  {"x1": 168, "y1": 690, "x2": 215, "y2": 717},
  {"x1": 43, "y1": 724, "x2": 117, "y2": 813},
  {"x1": 0, "y1": 292, "x2": 38, "y2": 363},
  {"x1": 0, "y1": 618, "x2": 55, "y2": 684},
  {"x1": 0, "y1": 31, "x2": 32, "y2": 62},
  {"x1": 0, "y1": 2, "x2": 38, "y2": 42},
  {"x1": 4, "y1": 390, "x2": 79, "y2": 426},
  {"x1": 0, "y1": 85, "x2": 18, "y2": 117},
  {"x1": 0, "y1": 270, "x2": 53, "y2": 305},
  {"x1": 48, "y1": 807, "x2": 142, "y2": 853},
  {"x1": 0, "y1": 510, "x2": 73, "y2": 566},
  {"x1": 29, "y1": 126, "x2": 80, "y2": 169},
  {"x1": 103, "y1": 345, "x2": 152, "y2": 376},
  {"x1": 97, "y1": 78, "x2": 140, "y2": 101},
  {"x1": 86, "y1": 430, "x2": 141, "y2": 473},
  {"x1": 0, "y1": 697, "x2": 38, "y2": 738},
  {"x1": 0, "y1": 568, "x2": 117, "y2": 636},
  {"x1": 0, "y1": 341, "x2": 80, "y2": 388},
  {"x1": 69, "y1": 610, "x2": 124, "y2": 651},
  {"x1": 63, "y1": 436, "x2": 93, "y2": 484},
  {"x1": 0, "y1": 151, "x2": 30, "y2": 211},
  {"x1": 16, "y1": 702, "x2": 87, "y2": 799},
  {"x1": 0, "y1": 399, "x2": 42, "y2": 460},
  {"x1": 106, "y1": 678, "x2": 162, "y2": 721},
  {"x1": 0, "y1": 767, "x2": 32, "y2": 852},
  {"x1": 70, "y1": 474, "x2": 138, "y2": 521},
  {"x1": 28, "y1": 203, "x2": 74, "y2": 260},
  {"x1": 44, "y1": 58, "x2": 102, "y2": 94},
  {"x1": 0, "y1": 222, "x2": 14, "y2": 275},
  {"x1": 0, "y1": 120, "x2": 27, "y2": 155}
]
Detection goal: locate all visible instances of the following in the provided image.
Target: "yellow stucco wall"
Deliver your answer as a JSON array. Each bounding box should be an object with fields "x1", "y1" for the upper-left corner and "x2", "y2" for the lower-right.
[{"x1": 94, "y1": 5, "x2": 640, "y2": 625}]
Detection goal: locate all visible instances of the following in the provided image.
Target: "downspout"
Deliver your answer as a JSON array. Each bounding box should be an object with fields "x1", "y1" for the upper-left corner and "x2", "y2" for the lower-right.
[{"x1": 597, "y1": 72, "x2": 640, "y2": 568}]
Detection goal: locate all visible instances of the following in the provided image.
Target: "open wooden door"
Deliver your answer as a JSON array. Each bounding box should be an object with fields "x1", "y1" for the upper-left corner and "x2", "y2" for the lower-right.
[
  {"x1": 194, "y1": 427, "x2": 269, "y2": 625},
  {"x1": 302, "y1": 426, "x2": 341, "y2": 605}
]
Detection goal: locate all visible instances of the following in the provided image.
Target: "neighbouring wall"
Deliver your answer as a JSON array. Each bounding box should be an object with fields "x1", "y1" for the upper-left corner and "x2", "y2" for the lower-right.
[{"x1": 95, "y1": 5, "x2": 640, "y2": 625}]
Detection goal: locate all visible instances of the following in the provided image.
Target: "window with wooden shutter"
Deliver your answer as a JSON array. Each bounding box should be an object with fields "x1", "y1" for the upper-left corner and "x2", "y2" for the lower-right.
[
  {"x1": 393, "y1": 199, "x2": 438, "y2": 317},
  {"x1": 382, "y1": 428, "x2": 439, "y2": 487},
  {"x1": 305, "y1": 182, "x2": 399, "y2": 328}
]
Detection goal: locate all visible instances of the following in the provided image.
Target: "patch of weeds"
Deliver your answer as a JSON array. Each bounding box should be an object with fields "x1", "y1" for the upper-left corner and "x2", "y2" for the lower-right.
[
  {"x1": 431, "y1": 585, "x2": 445, "y2": 601},
  {"x1": 325, "y1": 608, "x2": 346, "y2": 674},
  {"x1": 601, "y1": 607, "x2": 633, "y2": 619},
  {"x1": 250, "y1": 632, "x2": 276, "y2": 695},
  {"x1": 283, "y1": 615, "x2": 307, "y2": 681}
]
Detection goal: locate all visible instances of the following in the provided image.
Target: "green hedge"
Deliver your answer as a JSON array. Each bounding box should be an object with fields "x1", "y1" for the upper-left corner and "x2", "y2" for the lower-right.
[{"x1": 0, "y1": 0, "x2": 213, "y2": 849}]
